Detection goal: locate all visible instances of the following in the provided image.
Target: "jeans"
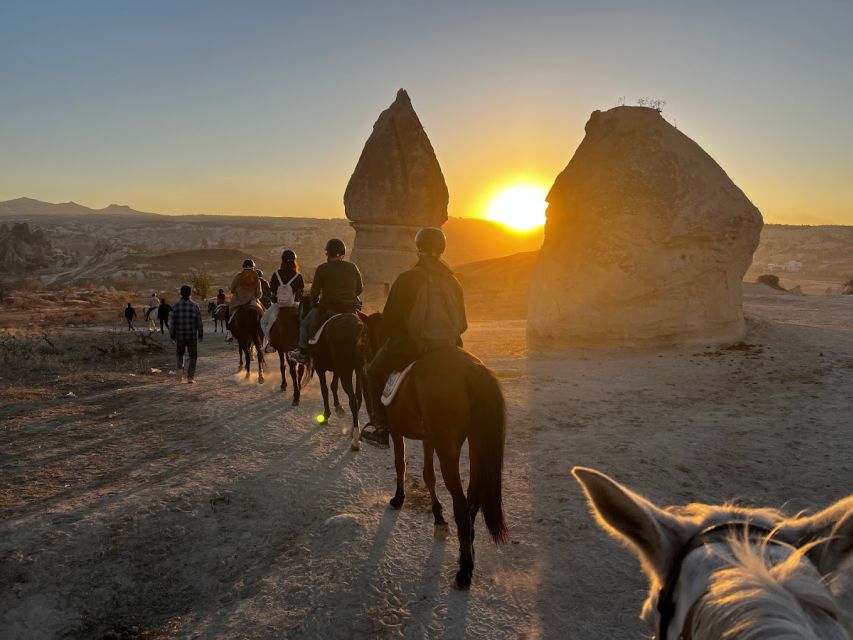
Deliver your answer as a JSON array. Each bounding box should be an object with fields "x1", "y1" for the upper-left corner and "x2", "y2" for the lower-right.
[
  {"x1": 176, "y1": 339, "x2": 198, "y2": 379},
  {"x1": 366, "y1": 343, "x2": 417, "y2": 428},
  {"x1": 298, "y1": 307, "x2": 322, "y2": 349},
  {"x1": 159, "y1": 318, "x2": 169, "y2": 333}
]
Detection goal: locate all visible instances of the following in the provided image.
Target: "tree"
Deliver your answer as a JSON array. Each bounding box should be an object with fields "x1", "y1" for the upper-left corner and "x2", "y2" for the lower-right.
[{"x1": 189, "y1": 271, "x2": 210, "y2": 300}]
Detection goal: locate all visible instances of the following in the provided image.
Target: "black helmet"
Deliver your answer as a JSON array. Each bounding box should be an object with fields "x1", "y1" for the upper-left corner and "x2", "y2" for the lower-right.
[
  {"x1": 325, "y1": 238, "x2": 346, "y2": 257},
  {"x1": 242, "y1": 259, "x2": 255, "y2": 269},
  {"x1": 415, "y1": 227, "x2": 446, "y2": 255},
  {"x1": 256, "y1": 268, "x2": 264, "y2": 277},
  {"x1": 281, "y1": 249, "x2": 297, "y2": 263}
]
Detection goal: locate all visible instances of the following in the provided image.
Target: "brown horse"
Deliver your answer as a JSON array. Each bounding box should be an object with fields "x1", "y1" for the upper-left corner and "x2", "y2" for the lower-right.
[
  {"x1": 268, "y1": 307, "x2": 304, "y2": 404},
  {"x1": 229, "y1": 304, "x2": 265, "y2": 383},
  {"x1": 364, "y1": 314, "x2": 509, "y2": 588}
]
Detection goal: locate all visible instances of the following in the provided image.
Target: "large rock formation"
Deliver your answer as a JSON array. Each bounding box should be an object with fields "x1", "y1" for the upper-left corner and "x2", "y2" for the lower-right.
[
  {"x1": 528, "y1": 106, "x2": 763, "y2": 347},
  {"x1": 0, "y1": 222, "x2": 63, "y2": 275},
  {"x1": 344, "y1": 89, "x2": 448, "y2": 283}
]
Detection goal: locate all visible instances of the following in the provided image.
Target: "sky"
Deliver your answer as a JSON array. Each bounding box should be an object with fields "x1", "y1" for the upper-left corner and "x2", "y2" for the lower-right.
[{"x1": 1, "y1": 0, "x2": 852, "y2": 225}]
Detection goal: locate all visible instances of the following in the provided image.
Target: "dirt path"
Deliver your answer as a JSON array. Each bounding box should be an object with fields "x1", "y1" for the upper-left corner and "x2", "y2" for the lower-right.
[{"x1": 2, "y1": 290, "x2": 852, "y2": 638}]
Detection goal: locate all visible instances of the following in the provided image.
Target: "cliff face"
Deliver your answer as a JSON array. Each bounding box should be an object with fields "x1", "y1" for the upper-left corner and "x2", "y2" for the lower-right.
[
  {"x1": 528, "y1": 106, "x2": 764, "y2": 347},
  {"x1": 0, "y1": 223, "x2": 63, "y2": 275}
]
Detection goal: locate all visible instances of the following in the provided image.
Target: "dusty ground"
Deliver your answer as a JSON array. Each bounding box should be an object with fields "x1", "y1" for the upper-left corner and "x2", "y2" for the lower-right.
[{"x1": 1, "y1": 286, "x2": 852, "y2": 638}]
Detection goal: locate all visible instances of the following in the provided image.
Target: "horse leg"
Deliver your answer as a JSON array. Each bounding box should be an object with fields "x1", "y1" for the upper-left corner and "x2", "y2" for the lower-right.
[
  {"x1": 318, "y1": 371, "x2": 332, "y2": 422},
  {"x1": 289, "y1": 359, "x2": 300, "y2": 406},
  {"x1": 279, "y1": 351, "x2": 287, "y2": 392},
  {"x1": 423, "y1": 440, "x2": 446, "y2": 526},
  {"x1": 339, "y1": 372, "x2": 360, "y2": 451},
  {"x1": 244, "y1": 346, "x2": 251, "y2": 379},
  {"x1": 438, "y1": 448, "x2": 474, "y2": 589},
  {"x1": 331, "y1": 374, "x2": 345, "y2": 416},
  {"x1": 389, "y1": 433, "x2": 406, "y2": 508},
  {"x1": 256, "y1": 340, "x2": 265, "y2": 385}
]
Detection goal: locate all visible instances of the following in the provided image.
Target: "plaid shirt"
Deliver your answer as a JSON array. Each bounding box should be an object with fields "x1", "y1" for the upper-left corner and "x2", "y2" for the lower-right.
[{"x1": 169, "y1": 298, "x2": 203, "y2": 341}]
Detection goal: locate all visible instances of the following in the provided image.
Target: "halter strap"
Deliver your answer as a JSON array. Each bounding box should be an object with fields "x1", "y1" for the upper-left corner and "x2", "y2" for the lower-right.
[{"x1": 657, "y1": 522, "x2": 791, "y2": 640}]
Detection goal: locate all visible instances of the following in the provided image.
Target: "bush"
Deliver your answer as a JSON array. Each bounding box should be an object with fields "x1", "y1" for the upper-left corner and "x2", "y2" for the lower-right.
[
  {"x1": 843, "y1": 278, "x2": 853, "y2": 295},
  {"x1": 757, "y1": 274, "x2": 784, "y2": 290},
  {"x1": 189, "y1": 271, "x2": 210, "y2": 300}
]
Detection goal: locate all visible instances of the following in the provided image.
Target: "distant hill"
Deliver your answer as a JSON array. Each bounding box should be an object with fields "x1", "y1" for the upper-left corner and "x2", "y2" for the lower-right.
[{"x1": 0, "y1": 197, "x2": 159, "y2": 220}]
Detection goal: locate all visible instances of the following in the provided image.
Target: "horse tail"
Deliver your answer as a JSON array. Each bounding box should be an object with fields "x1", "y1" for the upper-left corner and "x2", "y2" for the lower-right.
[{"x1": 465, "y1": 362, "x2": 508, "y2": 544}]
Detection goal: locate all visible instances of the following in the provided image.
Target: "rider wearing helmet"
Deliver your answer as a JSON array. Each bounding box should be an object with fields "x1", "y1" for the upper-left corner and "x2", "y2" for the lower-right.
[
  {"x1": 288, "y1": 238, "x2": 363, "y2": 363},
  {"x1": 226, "y1": 259, "x2": 263, "y2": 341},
  {"x1": 361, "y1": 227, "x2": 467, "y2": 448}
]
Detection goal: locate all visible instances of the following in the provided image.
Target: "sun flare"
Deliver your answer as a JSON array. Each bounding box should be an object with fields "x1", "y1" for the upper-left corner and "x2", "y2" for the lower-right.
[{"x1": 484, "y1": 184, "x2": 548, "y2": 232}]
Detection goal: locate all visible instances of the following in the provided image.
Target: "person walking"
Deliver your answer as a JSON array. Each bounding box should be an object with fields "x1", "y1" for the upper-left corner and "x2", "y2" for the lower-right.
[
  {"x1": 170, "y1": 285, "x2": 204, "y2": 383},
  {"x1": 124, "y1": 302, "x2": 137, "y2": 331},
  {"x1": 157, "y1": 297, "x2": 172, "y2": 334}
]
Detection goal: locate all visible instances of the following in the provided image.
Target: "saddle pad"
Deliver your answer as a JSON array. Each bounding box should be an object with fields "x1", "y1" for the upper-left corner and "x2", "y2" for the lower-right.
[
  {"x1": 307, "y1": 313, "x2": 345, "y2": 345},
  {"x1": 381, "y1": 362, "x2": 416, "y2": 407}
]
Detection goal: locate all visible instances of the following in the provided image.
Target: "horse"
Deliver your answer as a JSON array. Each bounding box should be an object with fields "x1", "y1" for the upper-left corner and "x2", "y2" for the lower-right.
[
  {"x1": 267, "y1": 306, "x2": 304, "y2": 404},
  {"x1": 362, "y1": 313, "x2": 509, "y2": 589},
  {"x1": 307, "y1": 312, "x2": 364, "y2": 451},
  {"x1": 229, "y1": 304, "x2": 265, "y2": 384},
  {"x1": 208, "y1": 301, "x2": 227, "y2": 333},
  {"x1": 573, "y1": 467, "x2": 853, "y2": 640}
]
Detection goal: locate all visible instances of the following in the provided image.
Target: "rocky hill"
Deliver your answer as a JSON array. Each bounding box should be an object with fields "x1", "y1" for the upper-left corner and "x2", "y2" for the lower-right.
[{"x1": 0, "y1": 222, "x2": 67, "y2": 275}]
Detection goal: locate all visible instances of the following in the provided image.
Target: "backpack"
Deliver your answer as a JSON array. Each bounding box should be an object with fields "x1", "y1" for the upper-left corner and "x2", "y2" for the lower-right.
[
  {"x1": 275, "y1": 271, "x2": 299, "y2": 308},
  {"x1": 407, "y1": 271, "x2": 465, "y2": 352}
]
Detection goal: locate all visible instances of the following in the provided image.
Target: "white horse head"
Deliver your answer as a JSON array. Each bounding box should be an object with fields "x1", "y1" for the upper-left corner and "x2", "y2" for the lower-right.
[{"x1": 573, "y1": 467, "x2": 853, "y2": 639}]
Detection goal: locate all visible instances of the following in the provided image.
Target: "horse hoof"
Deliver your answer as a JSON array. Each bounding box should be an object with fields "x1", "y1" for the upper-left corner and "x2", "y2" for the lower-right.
[
  {"x1": 435, "y1": 517, "x2": 448, "y2": 527},
  {"x1": 389, "y1": 494, "x2": 405, "y2": 509},
  {"x1": 258, "y1": 377, "x2": 265, "y2": 385},
  {"x1": 292, "y1": 398, "x2": 300, "y2": 407},
  {"x1": 335, "y1": 406, "x2": 346, "y2": 417},
  {"x1": 454, "y1": 570, "x2": 472, "y2": 590},
  {"x1": 350, "y1": 442, "x2": 360, "y2": 452}
]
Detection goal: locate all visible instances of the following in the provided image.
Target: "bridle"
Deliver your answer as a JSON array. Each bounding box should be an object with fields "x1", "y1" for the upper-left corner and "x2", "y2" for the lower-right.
[{"x1": 656, "y1": 521, "x2": 796, "y2": 640}]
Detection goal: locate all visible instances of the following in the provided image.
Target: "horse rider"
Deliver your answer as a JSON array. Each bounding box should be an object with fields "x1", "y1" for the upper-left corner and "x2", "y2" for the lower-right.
[
  {"x1": 361, "y1": 227, "x2": 467, "y2": 449},
  {"x1": 216, "y1": 288, "x2": 226, "y2": 307},
  {"x1": 256, "y1": 269, "x2": 272, "y2": 308},
  {"x1": 288, "y1": 238, "x2": 363, "y2": 364},
  {"x1": 262, "y1": 250, "x2": 304, "y2": 353},
  {"x1": 145, "y1": 292, "x2": 159, "y2": 322},
  {"x1": 226, "y1": 259, "x2": 264, "y2": 342}
]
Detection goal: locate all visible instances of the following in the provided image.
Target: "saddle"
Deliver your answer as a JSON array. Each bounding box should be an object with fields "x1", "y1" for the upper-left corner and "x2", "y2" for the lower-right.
[
  {"x1": 307, "y1": 313, "x2": 346, "y2": 345},
  {"x1": 228, "y1": 300, "x2": 264, "y2": 324},
  {"x1": 381, "y1": 362, "x2": 416, "y2": 406}
]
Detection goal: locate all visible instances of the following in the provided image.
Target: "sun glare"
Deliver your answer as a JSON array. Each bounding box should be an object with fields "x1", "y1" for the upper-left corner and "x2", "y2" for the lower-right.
[{"x1": 484, "y1": 184, "x2": 548, "y2": 233}]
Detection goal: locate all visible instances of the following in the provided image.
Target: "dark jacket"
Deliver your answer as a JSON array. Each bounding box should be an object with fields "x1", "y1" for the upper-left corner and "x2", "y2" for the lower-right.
[
  {"x1": 310, "y1": 260, "x2": 363, "y2": 313},
  {"x1": 270, "y1": 269, "x2": 304, "y2": 304},
  {"x1": 124, "y1": 306, "x2": 136, "y2": 320},
  {"x1": 157, "y1": 302, "x2": 171, "y2": 320},
  {"x1": 382, "y1": 256, "x2": 467, "y2": 355}
]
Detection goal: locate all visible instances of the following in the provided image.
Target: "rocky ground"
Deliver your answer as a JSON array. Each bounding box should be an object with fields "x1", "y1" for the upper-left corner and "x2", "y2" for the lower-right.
[{"x1": 1, "y1": 286, "x2": 852, "y2": 638}]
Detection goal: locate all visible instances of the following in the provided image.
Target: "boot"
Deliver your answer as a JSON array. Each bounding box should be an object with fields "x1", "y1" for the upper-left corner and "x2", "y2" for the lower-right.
[{"x1": 361, "y1": 424, "x2": 389, "y2": 449}]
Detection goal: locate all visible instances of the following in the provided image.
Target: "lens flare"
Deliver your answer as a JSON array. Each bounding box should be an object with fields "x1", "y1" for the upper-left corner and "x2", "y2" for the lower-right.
[{"x1": 316, "y1": 414, "x2": 326, "y2": 424}]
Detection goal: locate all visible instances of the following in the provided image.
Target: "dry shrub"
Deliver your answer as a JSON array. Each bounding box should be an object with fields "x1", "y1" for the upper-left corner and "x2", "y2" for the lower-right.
[{"x1": 756, "y1": 274, "x2": 784, "y2": 290}]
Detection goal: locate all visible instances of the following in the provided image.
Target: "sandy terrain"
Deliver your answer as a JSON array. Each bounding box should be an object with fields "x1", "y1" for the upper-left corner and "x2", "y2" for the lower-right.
[{"x1": 2, "y1": 285, "x2": 852, "y2": 638}]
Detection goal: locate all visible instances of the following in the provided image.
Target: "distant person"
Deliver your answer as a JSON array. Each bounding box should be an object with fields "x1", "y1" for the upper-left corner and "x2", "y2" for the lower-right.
[
  {"x1": 145, "y1": 292, "x2": 159, "y2": 321},
  {"x1": 226, "y1": 259, "x2": 263, "y2": 342},
  {"x1": 170, "y1": 284, "x2": 204, "y2": 383},
  {"x1": 288, "y1": 238, "x2": 363, "y2": 364},
  {"x1": 361, "y1": 228, "x2": 467, "y2": 449},
  {"x1": 157, "y1": 297, "x2": 172, "y2": 334},
  {"x1": 261, "y1": 250, "x2": 304, "y2": 353},
  {"x1": 257, "y1": 269, "x2": 272, "y2": 308},
  {"x1": 216, "y1": 288, "x2": 226, "y2": 306},
  {"x1": 124, "y1": 302, "x2": 137, "y2": 331}
]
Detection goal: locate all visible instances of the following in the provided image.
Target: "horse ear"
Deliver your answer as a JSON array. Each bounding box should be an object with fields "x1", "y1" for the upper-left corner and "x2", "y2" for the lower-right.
[
  {"x1": 572, "y1": 467, "x2": 688, "y2": 582},
  {"x1": 779, "y1": 496, "x2": 853, "y2": 575}
]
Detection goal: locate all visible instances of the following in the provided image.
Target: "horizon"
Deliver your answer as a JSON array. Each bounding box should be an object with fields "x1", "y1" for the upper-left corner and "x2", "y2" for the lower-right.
[{"x1": 2, "y1": 1, "x2": 852, "y2": 226}]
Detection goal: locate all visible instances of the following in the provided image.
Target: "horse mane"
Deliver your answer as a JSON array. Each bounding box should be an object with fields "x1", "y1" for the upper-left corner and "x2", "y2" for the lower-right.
[
  {"x1": 689, "y1": 538, "x2": 846, "y2": 639},
  {"x1": 648, "y1": 503, "x2": 849, "y2": 640}
]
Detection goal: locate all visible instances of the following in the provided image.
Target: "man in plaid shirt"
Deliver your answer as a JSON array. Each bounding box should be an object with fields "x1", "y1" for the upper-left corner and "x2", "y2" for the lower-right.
[{"x1": 170, "y1": 285, "x2": 204, "y2": 383}]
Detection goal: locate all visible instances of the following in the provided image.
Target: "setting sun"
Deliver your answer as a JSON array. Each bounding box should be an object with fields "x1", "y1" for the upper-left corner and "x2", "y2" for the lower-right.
[{"x1": 484, "y1": 184, "x2": 548, "y2": 232}]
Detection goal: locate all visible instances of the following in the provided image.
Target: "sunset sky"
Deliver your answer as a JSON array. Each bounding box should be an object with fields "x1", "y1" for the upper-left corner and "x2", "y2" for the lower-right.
[{"x1": 1, "y1": 1, "x2": 851, "y2": 225}]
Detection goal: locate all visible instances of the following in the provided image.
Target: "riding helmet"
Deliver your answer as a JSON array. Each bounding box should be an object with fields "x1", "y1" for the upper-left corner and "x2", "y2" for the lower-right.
[
  {"x1": 242, "y1": 258, "x2": 255, "y2": 269},
  {"x1": 325, "y1": 238, "x2": 346, "y2": 257},
  {"x1": 256, "y1": 269, "x2": 264, "y2": 277},
  {"x1": 415, "y1": 227, "x2": 446, "y2": 255}
]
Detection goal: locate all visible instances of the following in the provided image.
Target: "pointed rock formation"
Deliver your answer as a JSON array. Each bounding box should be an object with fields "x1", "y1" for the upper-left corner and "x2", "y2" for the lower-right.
[
  {"x1": 344, "y1": 89, "x2": 448, "y2": 284},
  {"x1": 528, "y1": 106, "x2": 763, "y2": 347}
]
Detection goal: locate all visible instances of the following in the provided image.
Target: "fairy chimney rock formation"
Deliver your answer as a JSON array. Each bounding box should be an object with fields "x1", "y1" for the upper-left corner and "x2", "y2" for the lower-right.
[
  {"x1": 528, "y1": 106, "x2": 763, "y2": 347},
  {"x1": 344, "y1": 89, "x2": 449, "y2": 283}
]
